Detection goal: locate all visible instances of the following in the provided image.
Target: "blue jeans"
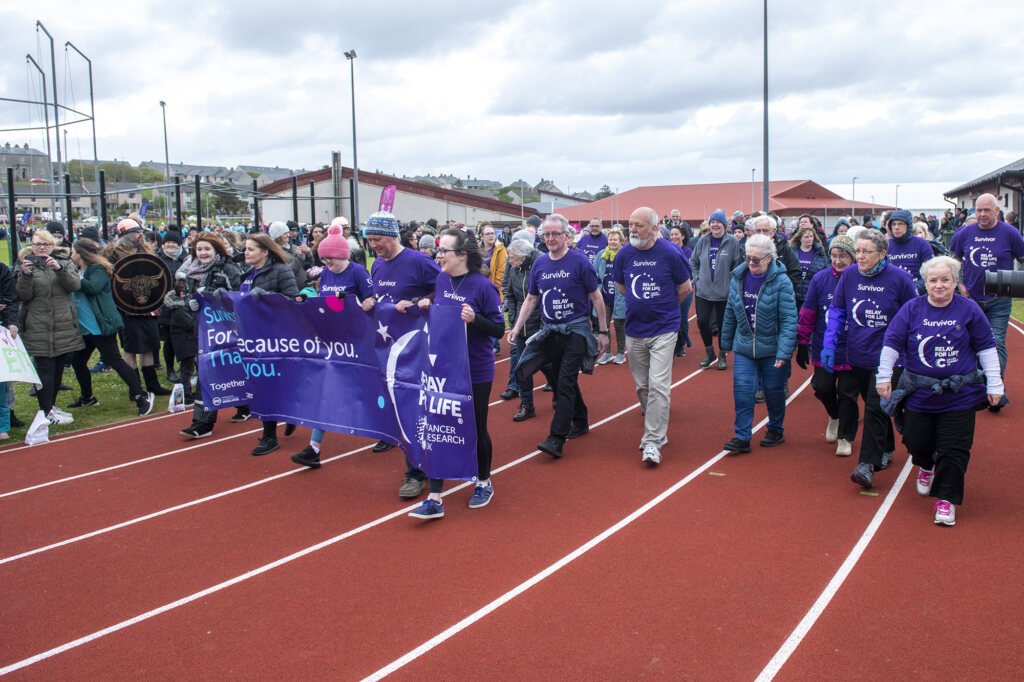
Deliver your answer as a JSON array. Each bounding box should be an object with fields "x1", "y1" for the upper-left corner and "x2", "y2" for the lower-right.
[
  {"x1": 311, "y1": 428, "x2": 326, "y2": 444},
  {"x1": 977, "y1": 296, "x2": 1011, "y2": 376},
  {"x1": 679, "y1": 291, "x2": 693, "y2": 346},
  {"x1": 732, "y1": 353, "x2": 788, "y2": 441}
]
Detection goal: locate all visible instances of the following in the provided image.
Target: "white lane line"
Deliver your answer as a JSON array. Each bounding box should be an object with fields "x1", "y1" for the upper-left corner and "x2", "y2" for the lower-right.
[
  {"x1": 0, "y1": 410, "x2": 187, "y2": 454},
  {"x1": 754, "y1": 457, "x2": 914, "y2": 681},
  {"x1": 361, "y1": 377, "x2": 813, "y2": 681},
  {"x1": 1010, "y1": 320, "x2": 1024, "y2": 336},
  {"x1": 0, "y1": 443, "x2": 374, "y2": 566},
  {"x1": 0, "y1": 428, "x2": 262, "y2": 499},
  {"x1": 0, "y1": 358, "x2": 726, "y2": 675}
]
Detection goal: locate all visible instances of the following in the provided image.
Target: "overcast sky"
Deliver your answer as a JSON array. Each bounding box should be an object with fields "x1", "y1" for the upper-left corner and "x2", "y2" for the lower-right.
[{"x1": 2, "y1": 0, "x2": 1021, "y2": 195}]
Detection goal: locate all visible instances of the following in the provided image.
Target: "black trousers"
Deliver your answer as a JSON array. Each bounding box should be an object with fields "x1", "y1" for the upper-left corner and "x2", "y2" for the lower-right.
[
  {"x1": 543, "y1": 331, "x2": 588, "y2": 443},
  {"x1": 811, "y1": 366, "x2": 860, "y2": 441},
  {"x1": 159, "y1": 323, "x2": 176, "y2": 372},
  {"x1": 71, "y1": 334, "x2": 144, "y2": 401},
  {"x1": 901, "y1": 407, "x2": 975, "y2": 505},
  {"x1": 849, "y1": 365, "x2": 901, "y2": 469},
  {"x1": 429, "y1": 381, "x2": 493, "y2": 492},
  {"x1": 695, "y1": 296, "x2": 727, "y2": 349},
  {"x1": 33, "y1": 354, "x2": 68, "y2": 414}
]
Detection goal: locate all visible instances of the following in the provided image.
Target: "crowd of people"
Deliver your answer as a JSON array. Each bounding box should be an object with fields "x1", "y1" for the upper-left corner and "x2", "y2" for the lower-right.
[{"x1": 6, "y1": 194, "x2": 1019, "y2": 528}]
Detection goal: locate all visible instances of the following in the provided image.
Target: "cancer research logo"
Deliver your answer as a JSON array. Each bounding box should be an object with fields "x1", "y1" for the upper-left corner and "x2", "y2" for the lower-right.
[
  {"x1": 212, "y1": 396, "x2": 222, "y2": 406},
  {"x1": 916, "y1": 331, "x2": 959, "y2": 369},
  {"x1": 629, "y1": 272, "x2": 661, "y2": 300},
  {"x1": 849, "y1": 296, "x2": 888, "y2": 328},
  {"x1": 966, "y1": 245, "x2": 998, "y2": 269},
  {"x1": 541, "y1": 286, "x2": 571, "y2": 320}
]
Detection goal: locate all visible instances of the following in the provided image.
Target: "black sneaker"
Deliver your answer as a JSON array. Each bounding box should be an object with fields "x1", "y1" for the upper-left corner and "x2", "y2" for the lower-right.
[
  {"x1": 723, "y1": 437, "x2": 751, "y2": 453},
  {"x1": 290, "y1": 445, "x2": 321, "y2": 469},
  {"x1": 543, "y1": 384, "x2": 554, "y2": 392},
  {"x1": 252, "y1": 437, "x2": 280, "y2": 456},
  {"x1": 537, "y1": 437, "x2": 563, "y2": 458},
  {"x1": 58, "y1": 383, "x2": 73, "y2": 391},
  {"x1": 9, "y1": 411, "x2": 24, "y2": 428},
  {"x1": 759, "y1": 429, "x2": 785, "y2": 447},
  {"x1": 373, "y1": 440, "x2": 395, "y2": 452},
  {"x1": 566, "y1": 423, "x2": 589, "y2": 440},
  {"x1": 754, "y1": 389, "x2": 765, "y2": 403},
  {"x1": 500, "y1": 389, "x2": 518, "y2": 401},
  {"x1": 180, "y1": 424, "x2": 212, "y2": 439},
  {"x1": 230, "y1": 407, "x2": 250, "y2": 423},
  {"x1": 851, "y1": 462, "x2": 874, "y2": 488},
  {"x1": 136, "y1": 392, "x2": 154, "y2": 417},
  {"x1": 284, "y1": 423, "x2": 297, "y2": 436},
  {"x1": 67, "y1": 396, "x2": 100, "y2": 408},
  {"x1": 512, "y1": 404, "x2": 536, "y2": 422}
]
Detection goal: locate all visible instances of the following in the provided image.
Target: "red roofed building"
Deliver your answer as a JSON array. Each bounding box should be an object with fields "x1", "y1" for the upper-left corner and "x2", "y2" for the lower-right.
[{"x1": 556, "y1": 180, "x2": 891, "y2": 228}]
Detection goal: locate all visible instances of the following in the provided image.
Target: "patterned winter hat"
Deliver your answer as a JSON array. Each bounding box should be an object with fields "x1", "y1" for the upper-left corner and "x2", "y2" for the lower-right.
[{"x1": 363, "y1": 211, "x2": 401, "y2": 238}]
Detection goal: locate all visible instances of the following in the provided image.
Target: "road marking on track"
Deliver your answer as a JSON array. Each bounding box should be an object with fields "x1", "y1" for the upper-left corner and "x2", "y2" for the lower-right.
[
  {"x1": 754, "y1": 457, "x2": 913, "y2": 681},
  {"x1": 360, "y1": 377, "x2": 813, "y2": 681},
  {"x1": 0, "y1": 355, "x2": 724, "y2": 675}
]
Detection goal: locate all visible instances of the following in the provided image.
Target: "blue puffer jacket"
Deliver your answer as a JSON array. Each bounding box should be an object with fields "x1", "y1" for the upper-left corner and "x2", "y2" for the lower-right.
[
  {"x1": 792, "y1": 242, "x2": 829, "y2": 304},
  {"x1": 593, "y1": 248, "x2": 625, "y2": 319},
  {"x1": 721, "y1": 259, "x2": 798, "y2": 361}
]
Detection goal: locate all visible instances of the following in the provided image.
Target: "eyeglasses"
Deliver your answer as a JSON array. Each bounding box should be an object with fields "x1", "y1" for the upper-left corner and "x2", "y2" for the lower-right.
[
  {"x1": 541, "y1": 232, "x2": 564, "y2": 239},
  {"x1": 746, "y1": 254, "x2": 769, "y2": 264},
  {"x1": 854, "y1": 249, "x2": 878, "y2": 256},
  {"x1": 435, "y1": 247, "x2": 463, "y2": 257},
  {"x1": 31, "y1": 242, "x2": 51, "y2": 248}
]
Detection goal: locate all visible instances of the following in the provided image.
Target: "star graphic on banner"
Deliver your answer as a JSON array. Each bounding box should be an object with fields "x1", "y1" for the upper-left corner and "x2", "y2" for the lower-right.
[{"x1": 376, "y1": 321, "x2": 393, "y2": 343}]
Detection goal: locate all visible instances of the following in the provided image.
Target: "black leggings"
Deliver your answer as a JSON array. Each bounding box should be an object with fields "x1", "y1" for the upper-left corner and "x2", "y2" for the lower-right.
[
  {"x1": 159, "y1": 323, "x2": 176, "y2": 372},
  {"x1": 429, "y1": 381, "x2": 492, "y2": 493},
  {"x1": 695, "y1": 296, "x2": 727, "y2": 349},
  {"x1": 33, "y1": 354, "x2": 68, "y2": 414},
  {"x1": 71, "y1": 334, "x2": 144, "y2": 400}
]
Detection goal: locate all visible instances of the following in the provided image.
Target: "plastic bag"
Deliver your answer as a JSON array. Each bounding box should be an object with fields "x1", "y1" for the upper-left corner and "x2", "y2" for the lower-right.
[
  {"x1": 24, "y1": 410, "x2": 49, "y2": 446},
  {"x1": 168, "y1": 383, "x2": 185, "y2": 413}
]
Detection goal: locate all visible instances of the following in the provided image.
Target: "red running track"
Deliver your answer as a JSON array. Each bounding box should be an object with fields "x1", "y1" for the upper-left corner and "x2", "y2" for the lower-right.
[{"x1": 1, "y1": 330, "x2": 1022, "y2": 679}]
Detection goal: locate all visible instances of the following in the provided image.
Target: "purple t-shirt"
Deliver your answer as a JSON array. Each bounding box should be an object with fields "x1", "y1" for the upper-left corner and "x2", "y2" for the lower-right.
[
  {"x1": 742, "y1": 270, "x2": 768, "y2": 330},
  {"x1": 370, "y1": 247, "x2": 440, "y2": 303},
  {"x1": 887, "y1": 236, "x2": 934, "y2": 281},
  {"x1": 612, "y1": 239, "x2": 691, "y2": 338},
  {"x1": 434, "y1": 272, "x2": 503, "y2": 384},
  {"x1": 949, "y1": 221, "x2": 1024, "y2": 300},
  {"x1": 528, "y1": 248, "x2": 600, "y2": 324},
  {"x1": 830, "y1": 264, "x2": 917, "y2": 367},
  {"x1": 597, "y1": 252, "x2": 617, "y2": 306},
  {"x1": 884, "y1": 295, "x2": 996, "y2": 412},
  {"x1": 577, "y1": 232, "x2": 608, "y2": 263},
  {"x1": 797, "y1": 248, "x2": 815, "y2": 275},
  {"x1": 802, "y1": 267, "x2": 847, "y2": 362},
  {"x1": 318, "y1": 262, "x2": 373, "y2": 300},
  {"x1": 708, "y1": 236, "x2": 723, "y2": 280}
]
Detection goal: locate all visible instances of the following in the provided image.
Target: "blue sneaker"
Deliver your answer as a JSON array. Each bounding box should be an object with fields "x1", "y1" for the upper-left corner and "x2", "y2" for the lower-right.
[
  {"x1": 468, "y1": 484, "x2": 494, "y2": 509},
  {"x1": 90, "y1": 360, "x2": 110, "y2": 373},
  {"x1": 408, "y1": 499, "x2": 444, "y2": 520}
]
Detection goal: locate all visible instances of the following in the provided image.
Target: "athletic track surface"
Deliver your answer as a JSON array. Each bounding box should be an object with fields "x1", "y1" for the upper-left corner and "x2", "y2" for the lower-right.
[{"x1": 2, "y1": 318, "x2": 1023, "y2": 680}]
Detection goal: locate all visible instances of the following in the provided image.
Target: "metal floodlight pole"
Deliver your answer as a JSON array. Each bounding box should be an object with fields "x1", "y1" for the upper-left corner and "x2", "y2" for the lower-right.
[
  {"x1": 99, "y1": 169, "x2": 108, "y2": 240},
  {"x1": 895, "y1": 184, "x2": 900, "y2": 208},
  {"x1": 64, "y1": 173, "x2": 73, "y2": 229},
  {"x1": 871, "y1": 195, "x2": 875, "y2": 217},
  {"x1": 344, "y1": 50, "x2": 360, "y2": 226},
  {"x1": 309, "y1": 180, "x2": 315, "y2": 224},
  {"x1": 762, "y1": 0, "x2": 770, "y2": 212},
  {"x1": 65, "y1": 42, "x2": 99, "y2": 193},
  {"x1": 7, "y1": 168, "x2": 17, "y2": 265},
  {"x1": 36, "y1": 22, "x2": 62, "y2": 185},
  {"x1": 160, "y1": 101, "x2": 170, "y2": 220},
  {"x1": 25, "y1": 54, "x2": 56, "y2": 216},
  {"x1": 751, "y1": 168, "x2": 756, "y2": 213},
  {"x1": 851, "y1": 176, "x2": 857, "y2": 216}
]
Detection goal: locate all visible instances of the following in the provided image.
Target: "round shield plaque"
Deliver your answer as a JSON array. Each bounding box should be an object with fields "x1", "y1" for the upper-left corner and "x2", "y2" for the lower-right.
[{"x1": 111, "y1": 253, "x2": 172, "y2": 314}]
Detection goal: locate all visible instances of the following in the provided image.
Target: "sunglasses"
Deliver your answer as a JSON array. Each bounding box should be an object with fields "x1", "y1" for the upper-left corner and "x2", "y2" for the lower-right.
[{"x1": 746, "y1": 254, "x2": 769, "y2": 265}]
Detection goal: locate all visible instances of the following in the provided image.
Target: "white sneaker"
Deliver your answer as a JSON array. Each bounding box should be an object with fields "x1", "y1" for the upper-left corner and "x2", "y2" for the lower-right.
[
  {"x1": 934, "y1": 499, "x2": 955, "y2": 526},
  {"x1": 825, "y1": 418, "x2": 839, "y2": 443},
  {"x1": 52, "y1": 406, "x2": 72, "y2": 418},
  {"x1": 597, "y1": 352, "x2": 614, "y2": 365},
  {"x1": 47, "y1": 408, "x2": 73, "y2": 425},
  {"x1": 916, "y1": 467, "x2": 935, "y2": 496},
  {"x1": 613, "y1": 354, "x2": 627, "y2": 364},
  {"x1": 641, "y1": 444, "x2": 661, "y2": 464},
  {"x1": 835, "y1": 439, "x2": 852, "y2": 457}
]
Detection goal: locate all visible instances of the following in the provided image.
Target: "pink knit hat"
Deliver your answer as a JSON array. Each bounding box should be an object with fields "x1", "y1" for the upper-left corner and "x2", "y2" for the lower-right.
[{"x1": 317, "y1": 224, "x2": 350, "y2": 260}]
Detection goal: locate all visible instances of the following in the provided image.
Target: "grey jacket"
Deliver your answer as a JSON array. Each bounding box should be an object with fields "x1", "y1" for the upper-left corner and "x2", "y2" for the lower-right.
[{"x1": 690, "y1": 232, "x2": 744, "y2": 301}]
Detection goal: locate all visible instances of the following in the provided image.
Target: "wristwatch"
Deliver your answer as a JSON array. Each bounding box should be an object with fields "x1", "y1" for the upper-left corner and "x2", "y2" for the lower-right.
[{"x1": 598, "y1": 330, "x2": 609, "y2": 335}]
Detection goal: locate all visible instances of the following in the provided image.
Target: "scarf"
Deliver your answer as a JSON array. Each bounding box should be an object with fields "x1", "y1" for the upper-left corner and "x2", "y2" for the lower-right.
[
  {"x1": 891, "y1": 231, "x2": 913, "y2": 244},
  {"x1": 184, "y1": 254, "x2": 218, "y2": 286},
  {"x1": 860, "y1": 256, "x2": 888, "y2": 278},
  {"x1": 602, "y1": 245, "x2": 620, "y2": 262}
]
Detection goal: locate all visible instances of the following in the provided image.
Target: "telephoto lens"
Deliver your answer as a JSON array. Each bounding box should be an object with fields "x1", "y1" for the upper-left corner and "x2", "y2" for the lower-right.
[{"x1": 983, "y1": 270, "x2": 1024, "y2": 297}]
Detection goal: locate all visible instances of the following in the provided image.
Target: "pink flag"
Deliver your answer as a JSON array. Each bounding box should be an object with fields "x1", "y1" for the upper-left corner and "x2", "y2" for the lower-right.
[{"x1": 378, "y1": 185, "x2": 396, "y2": 212}]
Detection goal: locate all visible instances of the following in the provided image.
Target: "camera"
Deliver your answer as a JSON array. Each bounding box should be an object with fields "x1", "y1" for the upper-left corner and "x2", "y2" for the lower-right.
[
  {"x1": 983, "y1": 270, "x2": 1024, "y2": 297},
  {"x1": 26, "y1": 255, "x2": 46, "y2": 267}
]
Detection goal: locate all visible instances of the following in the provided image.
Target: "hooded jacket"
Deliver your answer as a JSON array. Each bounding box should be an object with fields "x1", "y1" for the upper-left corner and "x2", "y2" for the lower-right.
[
  {"x1": 15, "y1": 245, "x2": 85, "y2": 357},
  {"x1": 720, "y1": 259, "x2": 798, "y2": 361}
]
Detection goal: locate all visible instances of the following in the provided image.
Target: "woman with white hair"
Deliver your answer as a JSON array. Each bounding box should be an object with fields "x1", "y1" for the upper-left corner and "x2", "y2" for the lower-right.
[
  {"x1": 720, "y1": 234, "x2": 798, "y2": 453},
  {"x1": 822, "y1": 228, "x2": 917, "y2": 489},
  {"x1": 876, "y1": 256, "x2": 1002, "y2": 525}
]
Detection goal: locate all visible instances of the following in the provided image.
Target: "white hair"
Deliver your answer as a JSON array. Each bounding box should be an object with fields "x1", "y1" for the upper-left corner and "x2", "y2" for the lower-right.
[
  {"x1": 746, "y1": 233, "x2": 777, "y2": 258},
  {"x1": 920, "y1": 255, "x2": 960, "y2": 282},
  {"x1": 753, "y1": 214, "x2": 777, "y2": 232}
]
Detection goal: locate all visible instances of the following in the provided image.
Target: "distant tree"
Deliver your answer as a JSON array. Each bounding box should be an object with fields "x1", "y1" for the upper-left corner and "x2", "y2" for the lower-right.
[
  {"x1": 209, "y1": 188, "x2": 247, "y2": 215},
  {"x1": 594, "y1": 185, "x2": 614, "y2": 200}
]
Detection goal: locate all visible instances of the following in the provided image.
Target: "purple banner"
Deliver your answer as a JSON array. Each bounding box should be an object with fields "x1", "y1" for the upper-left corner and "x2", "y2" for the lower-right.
[
  {"x1": 378, "y1": 184, "x2": 396, "y2": 213},
  {"x1": 196, "y1": 294, "x2": 252, "y2": 410},
  {"x1": 197, "y1": 292, "x2": 477, "y2": 480}
]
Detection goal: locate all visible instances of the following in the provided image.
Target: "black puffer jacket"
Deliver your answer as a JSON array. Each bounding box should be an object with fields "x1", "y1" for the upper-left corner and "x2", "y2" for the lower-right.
[
  {"x1": 165, "y1": 255, "x2": 243, "y2": 359},
  {"x1": 241, "y1": 260, "x2": 300, "y2": 298},
  {"x1": 0, "y1": 262, "x2": 20, "y2": 329},
  {"x1": 503, "y1": 248, "x2": 543, "y2": 339}
]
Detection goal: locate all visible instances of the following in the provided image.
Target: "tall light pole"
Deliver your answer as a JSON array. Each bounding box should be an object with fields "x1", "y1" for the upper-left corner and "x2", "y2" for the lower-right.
[
  {"x1": 65, "y1": 42, "x2": 99, "y2": 193},
  {"x1": 344, "y1": 50, "x2": 360, "y2": 226},
  {"x1": 160, "y1": 101, "x2": 170, "y2": 220},
  {"x1": 895, "y1": 184, "x2": 901, "y2": 208},
  {"x1": 761, "y1": 0, "x2": 770, "y2": 212},
  {"x1": 25, "y1": 54, "x2": 55, "y2": 217},
  {"x1": 751, "y1": 168, "x2": 756, "y2": 213},
  {"x1": 851, "y1": 176, "x2": 857, "y2": 217},
  {"x1": 36, "y1": 22, "x2": 62, "y2": 186},
  {"x1": 870, "y1": 195, "x2": 875, "y2": 218}
]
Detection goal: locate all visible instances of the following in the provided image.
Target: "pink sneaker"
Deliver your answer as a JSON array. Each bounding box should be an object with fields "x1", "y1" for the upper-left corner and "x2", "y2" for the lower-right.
[
  {"x1": 934, "y1": 500, "x2": 955, "y2": 526},
  {"x1": 916, "y1": 467, "x2": 935, "y2": 496}
]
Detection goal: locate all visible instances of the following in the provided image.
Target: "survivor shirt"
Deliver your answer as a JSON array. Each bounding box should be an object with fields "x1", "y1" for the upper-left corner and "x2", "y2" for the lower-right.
[
  {"x1": 742, "y1": 270, "x2": 768, "y2": 330},
  {"x1": 884, "y1": 295, "x2": 996, "y2": 412},
  {"x1": 434, "y1": 272, "x2": 503, "y2": 384},
  {"x1": 887, "y1": 236, "x2": 934, "y2": 282},
  {"x1": 318, "y1": 262, "x2": 373, "y2": 300},
  {"x1": 797, "y1": 248, "x2": 815, "y2": 275},
  {"x1": 708, "y1": 236, "x2": 723, "y2": 280},
  {"x1": 828, "y1": 264, "x2": 917, "y2": 368},
  {"x1": 949, "y1": 221, "x2": 1024, "y2": 300},
  {"x1": 370, "y1": 247, "x2": 440, "y2": 303},
  {"x1": 528, "y1": 248, "x2": 600, "y2": 324},
  {"x1": 577, "y1": 232, "x2": 608, "y2": 263},
  {"x1": 612, "y1": 239, "x2": 691, "y2": 338}
]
